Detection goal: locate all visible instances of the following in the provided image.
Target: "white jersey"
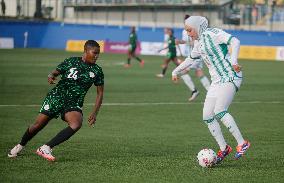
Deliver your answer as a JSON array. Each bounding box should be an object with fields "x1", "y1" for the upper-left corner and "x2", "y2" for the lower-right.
[
  {"x1": 182, "y1": 29, "x2": 192, "y2": 56},
  {"x1": 191, "y1": 28, "x2": 242, "y2": 84},
  {"x1": 182, "y1": 30, "x2": 203, "y2": 68}
]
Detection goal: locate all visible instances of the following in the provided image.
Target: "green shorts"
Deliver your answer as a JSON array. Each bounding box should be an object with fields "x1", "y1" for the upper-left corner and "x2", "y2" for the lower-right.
[
  {"x1": 129, "y1": 45, "x2": 136, "y2": 53},
  {"x1": 39, "y1": 90, "x2": 82, "y2": 119},
  {"x1": 167, "y1": 51, "x2": 176, "y2": 59}
]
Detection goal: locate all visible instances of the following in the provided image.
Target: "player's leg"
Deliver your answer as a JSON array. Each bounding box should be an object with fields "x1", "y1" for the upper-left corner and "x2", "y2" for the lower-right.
[
  {"x1": 8, "y1": 113, "x2": 52, "y2": 158},
  {"x1": 37, "y1": 111, "x2": 82, "y2": 161},
  {"x1": 172, "y1": 57, "x2": 199, "y2": 100},
  {"x1": 46, "y1": 111, "x2": 82, "y2": 148},
  {"x1": 214, "y1": 81, "x2": 250, "y2": 159},
  {"x1": 195, "y1": 68, "x2": 210, "y2": 91},
  {"x1": 156, "y1": 58, "x2": 170, "y2": 78},
  {"x1": 203, "y1": 97, "x2": 227, "y2": 152},
  {"x1": 133, "y1": 53, "x2": 144, "y2": 67},
  {"x1": 180, "y1": 74, "x2": 196, "y2": 92},
  {"x1": 132, "y1": 47, "x2": 144, "y2": 67},
  {"x1": 124, "y1": 50, "x2": 132, "y2": 68},
  {"x1": 203, "y1": 85, "x2": 232, "y2": 164}
]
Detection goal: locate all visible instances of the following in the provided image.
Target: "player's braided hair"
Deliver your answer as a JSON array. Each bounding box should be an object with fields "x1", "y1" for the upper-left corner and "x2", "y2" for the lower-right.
[{"x1": 84, "y1": 40, "x2": 100, "y2": 50}]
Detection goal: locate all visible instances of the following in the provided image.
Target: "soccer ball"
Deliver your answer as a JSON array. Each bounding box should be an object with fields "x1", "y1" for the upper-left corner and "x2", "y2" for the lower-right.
[{"x1": 197, "y1": 148, "x2": 217, "y2": 168}]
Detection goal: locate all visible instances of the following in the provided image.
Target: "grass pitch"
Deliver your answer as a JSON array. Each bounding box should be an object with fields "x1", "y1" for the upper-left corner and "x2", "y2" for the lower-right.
[{"x1": 0, "y1": 49, "x2": 283, "y2": 182}]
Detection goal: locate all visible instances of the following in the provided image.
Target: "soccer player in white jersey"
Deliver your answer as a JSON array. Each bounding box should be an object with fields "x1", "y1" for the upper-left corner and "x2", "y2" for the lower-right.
[
  {"x1": 175, "y1": 14, "x2": 211, "y2": 100},
  {"x1": 157, "y1": 28, "x2": 200, "y2": 101},
  {"x1": 172, "y1": 16, "x2": 250, "y2": 164}
]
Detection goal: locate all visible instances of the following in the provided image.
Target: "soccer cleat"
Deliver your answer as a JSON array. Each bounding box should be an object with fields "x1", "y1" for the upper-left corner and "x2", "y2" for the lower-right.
[
  {"x1": 124, "y1": 64, "x2": 131, "y2": 68},
  {"x1": 235, "y1": 140, "x2": 251, "y2": 160},
  {"x1": 36, "y1": 145, "x2": 55, "y2": 161},
  {"x1": 8, "y1": 144, "x2": 24, "y2": 158},
  {"x1": 188, "y1": 90, "x2": 199, "y2": 101},
  {"x1": 140, "y1": 60, "x2": 145, "y2": 67},
  {"x1": 216, "y1": 145, "x2": 232, "y2": 164},
  {"x1": 156, "y1": 73, "x2": 165, "y2": 78}
]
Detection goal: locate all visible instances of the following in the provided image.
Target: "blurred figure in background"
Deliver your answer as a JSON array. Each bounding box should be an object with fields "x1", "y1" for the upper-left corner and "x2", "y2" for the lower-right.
[
  {"x1": 157, "y1": 28, "x2": 200, "y2": 101},
  {"x1": 175, "y1": 14, "x2": 211, "y2": 100},
  {"x1": 156, "y1": 28, "x2": 179, "y2": 78},
  {"x1": 124, "y1": 26, "x2": 145, "y2": 68},
  {"x1": 1, "y1": 0, "x2": 6, "y2": 16},
  {"x1": 16, "y1": 0, "x2": 21, "y2": 17}
]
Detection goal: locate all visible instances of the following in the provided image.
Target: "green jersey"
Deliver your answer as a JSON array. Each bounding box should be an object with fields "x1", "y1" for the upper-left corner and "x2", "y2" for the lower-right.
[
  {"x1": 40, "y1": 57, "x2": 104, "y2": 118},
  {"x1": 168, "y1": 35, "x2": 176, "y2": 53},
  {"x1": 129, "y1": 32, "x2": 137, "y2": 47},
  {"x1": 167, "y1": 35, "x2": 177, "y2": 59}
]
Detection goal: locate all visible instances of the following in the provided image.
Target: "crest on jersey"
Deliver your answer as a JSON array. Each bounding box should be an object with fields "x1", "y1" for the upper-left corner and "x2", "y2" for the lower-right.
[
  {"x1": 44, "y1": 105, "x2": 50, "y2": 110},
  {"x1": 89, "y1": 72, "x2": 95, "y2": 78}
]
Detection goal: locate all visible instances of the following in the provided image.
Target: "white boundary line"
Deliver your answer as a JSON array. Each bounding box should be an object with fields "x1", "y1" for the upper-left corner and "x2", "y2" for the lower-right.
[{"x1": 0, "y1": 101, "x2": 282, "y2": 107}]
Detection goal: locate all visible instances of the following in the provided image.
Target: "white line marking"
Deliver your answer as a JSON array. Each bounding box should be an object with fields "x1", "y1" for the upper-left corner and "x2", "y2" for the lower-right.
[{"x1": 0, "y1": 101, "x2": 282, "y2": 107}]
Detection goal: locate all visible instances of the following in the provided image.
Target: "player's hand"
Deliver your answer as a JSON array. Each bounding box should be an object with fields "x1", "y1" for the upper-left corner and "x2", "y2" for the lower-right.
[
  {"x1": 233, "y1": 64, "x2": 242, "y2": 73},
  {"x1": 88, "y1": 112, "x2": 97, "y2": 128},
  {"x1": 172, "y1": 75, "x2": 179, "y2": 83},
  {"x1": 175, "y1": 39, "x2": 180, "y2": 45},
  {"x1": 48, "y1": 74, "x2": 56, "y2": 84}
]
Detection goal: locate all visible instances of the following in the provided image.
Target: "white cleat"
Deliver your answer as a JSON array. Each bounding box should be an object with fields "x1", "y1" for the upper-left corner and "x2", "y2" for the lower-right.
[
  {"x1": 188, "y1": 90, "x2": 199, "y2": 101},
  {"x1": 36, "y1": 145, "x2": 55, "y2": 161},
  {"x1": 156, "y1": 74, "x2": 165, "y2": 78},
  {"x1": 8, "y1": 144, "x2": 24, "y2": 158}
]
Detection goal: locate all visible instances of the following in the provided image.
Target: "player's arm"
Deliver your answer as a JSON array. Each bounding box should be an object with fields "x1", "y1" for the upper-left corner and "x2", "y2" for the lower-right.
[
  {"x1": 158, "y1": 46, "x2": 169, "y2": 52},
  {"x1": 217, "y1": 31, "x2": 241, "y2": 73},
  {"x1": 229, "y1": 37, "x2": 241, "y2": 73},
  {"x1": 172, "y1": 57, "x2": 200, "y2": 82},
  {"x1": 88, "y1": 85, "x2": 104, "y2": 127},
  {"x1": 175, "y1": 39, "x2": 186, "y2": 45},
  {"x1": 172, "y1": 43, "x2": 201, "y2": 82},
  {"x1": 47, "y1": 69, "x2": 60, "y2": 84}
]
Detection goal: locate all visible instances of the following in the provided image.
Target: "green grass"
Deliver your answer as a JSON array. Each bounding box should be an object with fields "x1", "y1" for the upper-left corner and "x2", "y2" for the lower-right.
[{"x1": 0, "y1": 49, "x2": 283, "y2": 183}]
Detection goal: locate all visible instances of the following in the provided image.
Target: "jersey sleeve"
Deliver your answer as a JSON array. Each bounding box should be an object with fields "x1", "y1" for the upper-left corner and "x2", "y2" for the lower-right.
[
  {"x1": 56, "y1": 58, "x2": 70, "y2": 73},
  {"x1": 190, "y1": 41, "x2": 201, "y2": 59},
  {"x1": 94, "y1": 67, "x2": 104, "y2": 86},
  {"x1": 215, "y1": 30, "x2": 233, "y2": 45}
]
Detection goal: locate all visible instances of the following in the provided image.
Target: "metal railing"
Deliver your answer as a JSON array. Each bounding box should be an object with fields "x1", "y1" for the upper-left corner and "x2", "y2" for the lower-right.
[{"x1": 62, "y1": 0, "x2": 220, "y2": 5}]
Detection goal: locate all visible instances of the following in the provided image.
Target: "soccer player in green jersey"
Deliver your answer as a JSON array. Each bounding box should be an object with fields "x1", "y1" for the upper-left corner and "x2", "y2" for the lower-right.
[
  {"x1": 124, "y1": 26, "x2": 144, "y2": 68},
  {"x1": 8, "y1": 40, "x2": 104, "y2": 161},
  {"x1": 157, "y1": 28, "x2": 202, "y2": 101},
  {"x1": 156, "y1": 28, "x2": 180, "y2": 78}
]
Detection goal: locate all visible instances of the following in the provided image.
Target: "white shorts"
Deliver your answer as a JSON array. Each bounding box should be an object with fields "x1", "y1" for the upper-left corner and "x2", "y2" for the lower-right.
[
  {"x1": 206, "y1": 79, "x2": 242, "y2": 98},
  {"x1": 192, "y1": 59, "x2": 203, "y2": 69},
  {"x1": 203, "y1": 79, "x2": 242, "y2": 120}
]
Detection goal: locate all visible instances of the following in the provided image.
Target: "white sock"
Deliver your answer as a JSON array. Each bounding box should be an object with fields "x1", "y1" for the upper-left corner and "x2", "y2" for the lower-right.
[
  {"x1": 208, "y1": 119, "x2": 227, "y2": 151},
  {"x1": 221, "y1": 113, "x2": 245, "y2": 146},
  {"x1": 200, "y1": 76, "x2": 210, "y2": 91},
  {"x1": 181, "y1": 74, "x2": 195, "y2": 91}
]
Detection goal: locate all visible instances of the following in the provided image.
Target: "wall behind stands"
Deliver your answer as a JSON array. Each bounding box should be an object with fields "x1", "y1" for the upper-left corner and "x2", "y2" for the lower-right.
[
  {"x1": 1, "y1": 20, "x2": 284, "y2": 60},
  {"x1": 0, "y1": 20, "x2": 284, "y2": 60}
]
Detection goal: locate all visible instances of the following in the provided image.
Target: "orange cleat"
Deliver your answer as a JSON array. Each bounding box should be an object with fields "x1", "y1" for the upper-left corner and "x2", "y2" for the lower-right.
[
  {"x1": 140, "y1": 60, "x2": 145, "y2": 67},
  {"x1": 36, "y1": 145, "x2": 55, "y2": 161},
  {"x1": 235, "y1": 140, "x2": 250, "y2": 159}
]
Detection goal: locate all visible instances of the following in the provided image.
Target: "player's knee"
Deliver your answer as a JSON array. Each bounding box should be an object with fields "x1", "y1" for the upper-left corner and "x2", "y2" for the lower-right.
[
  {"x1": 196, "y1": 69, "x2": 203, "y2": 77},
  {"x1": 214, "y1": 110, "x2": 228, "y2": 121},
  {"x1": 69, "y1": 121, "x2": 82, "y2": 131},
  {"x1": 203, "y1": 112, "x2": 215, "y2": 125}
]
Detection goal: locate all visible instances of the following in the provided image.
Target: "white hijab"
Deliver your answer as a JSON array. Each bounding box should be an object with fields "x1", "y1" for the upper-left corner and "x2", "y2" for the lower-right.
[{"x1": 184, "y1": 16, "x2": 208, "y2": 39}]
